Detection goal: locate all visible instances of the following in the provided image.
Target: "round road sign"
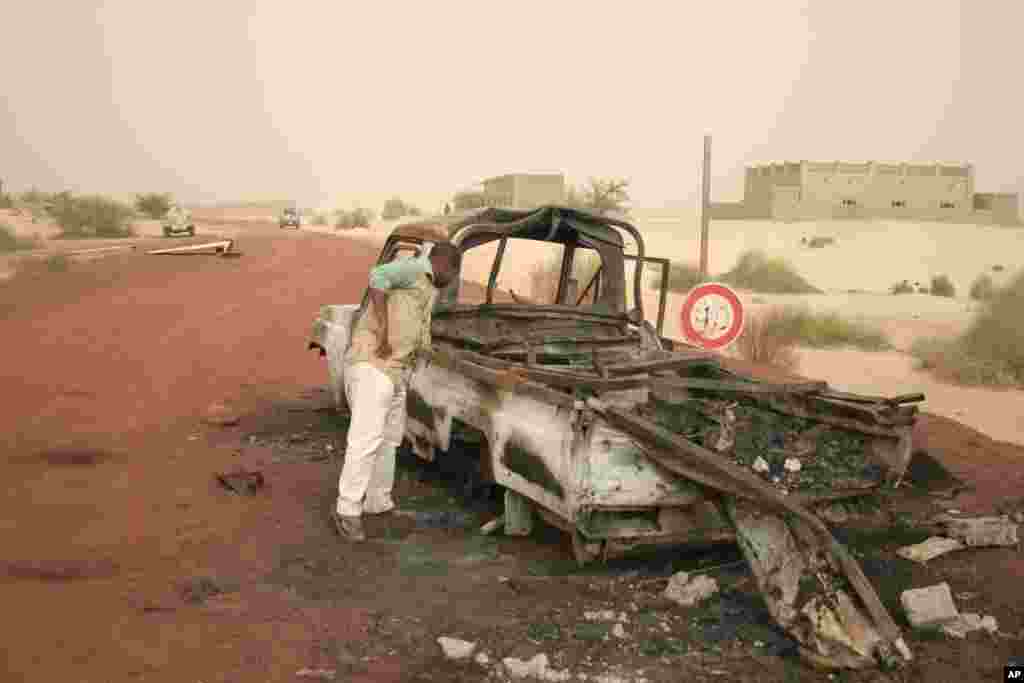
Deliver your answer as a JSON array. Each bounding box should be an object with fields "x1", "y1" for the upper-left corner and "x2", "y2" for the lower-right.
[{"x1": 680, "y1": 282, "x2": 745, "y2": 350}]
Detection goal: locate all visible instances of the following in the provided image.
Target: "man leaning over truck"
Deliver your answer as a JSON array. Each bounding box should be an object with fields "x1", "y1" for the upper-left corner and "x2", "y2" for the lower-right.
[{"x1": 332, "y1": 238, "x2": 461, "y2": 542}]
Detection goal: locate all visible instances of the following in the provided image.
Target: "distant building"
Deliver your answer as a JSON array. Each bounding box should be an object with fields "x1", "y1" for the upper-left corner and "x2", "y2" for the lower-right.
[
  {"x1": 712, "y1": 161, "x2": 1020, "y2": 225},
  {"x1": 477, "y1": 173, "x2": 566, "y2": 210}
]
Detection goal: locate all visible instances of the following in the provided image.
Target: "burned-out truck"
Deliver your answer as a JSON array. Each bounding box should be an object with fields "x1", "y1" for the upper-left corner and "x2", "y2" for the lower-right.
[{"x1": 308, "y1": 206, "x2": 920, "y2": 670}]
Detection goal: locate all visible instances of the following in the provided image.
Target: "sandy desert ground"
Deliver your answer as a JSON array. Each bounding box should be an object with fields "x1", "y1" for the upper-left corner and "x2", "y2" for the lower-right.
[{"x1": 2, "y1": 212, "x2": 1022, "y2": 683}]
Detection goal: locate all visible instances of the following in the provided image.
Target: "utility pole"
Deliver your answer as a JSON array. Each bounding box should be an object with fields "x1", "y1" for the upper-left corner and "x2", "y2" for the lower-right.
[{"x1": 699, "y1": 135, "x2": 712, "y2": 279}]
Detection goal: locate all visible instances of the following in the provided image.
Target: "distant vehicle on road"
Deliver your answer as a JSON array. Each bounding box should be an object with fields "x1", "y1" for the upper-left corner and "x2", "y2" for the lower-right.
[
  {"x1": 162, "y1": 205, "x2": 195, "y2": 237},
  {"x1": 280, "y1": 207, "x2": 301, "y2": 229}
]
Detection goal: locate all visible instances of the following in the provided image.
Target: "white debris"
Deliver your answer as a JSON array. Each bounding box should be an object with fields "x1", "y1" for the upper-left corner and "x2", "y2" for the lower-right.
[
  {"x1": 611, "y1": 623, "x2": 627, "y2": 639},
  {"x1": 897, "y1": 536, "x2": 966, "y2": 563},
  {"x1": 480, "y1": 517, "x2": 504, "y2": 535},
  {"x1": 941, "y1": 613, "x2": 997, "y2": 639},
  {"x1": 753, "y1": 457, "x2": 770, "y2": 473},
  {"x1": 503, "y1": 655, "x2": 545, "y2": 679},
  {"x1": 941, "y1": 516, "x2": 1019, "y2": 547},
  {"x1": 784, "y1": 457, "x2": 802, "y2": 473},
  {"x1": 584, "y1": 610, "x2": 617, "y2": 622},
  {"x1": 943, "y1": 613, "x2": 983, "y2": 639},
  {"x1": 664, "y1": 572, "x2": 719, "y2": 608},
  {"x1": 475, "y1": 652, "x2": 491, "y2": 666},
  {"x1": 900, "y1": 583, "x2": 960, "y2": 629},
  {"x1": 437, "y1": 637, "x2": 477, "y2": 660}
]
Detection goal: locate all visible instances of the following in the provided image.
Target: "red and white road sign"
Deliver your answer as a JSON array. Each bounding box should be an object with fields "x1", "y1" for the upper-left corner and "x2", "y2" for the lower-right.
[{"x1": 680, "y1": 282, "x2": 745, "y2": 350}]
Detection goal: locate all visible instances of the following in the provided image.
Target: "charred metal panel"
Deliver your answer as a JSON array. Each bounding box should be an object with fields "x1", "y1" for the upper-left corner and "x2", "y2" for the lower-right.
[
  {"x1": 581, "y1": 421, "x2": 703, "y2": 508},
  {"x1": 501, "y1": 431, "x2": 565, "y2": 498}
]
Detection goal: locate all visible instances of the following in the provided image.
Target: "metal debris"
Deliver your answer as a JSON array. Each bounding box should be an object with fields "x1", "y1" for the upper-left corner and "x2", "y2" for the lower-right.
[
  {"x1": 939, "y1": 515, "x2": 1019, "y2": 547},
  {"x1": 663, "y1": 572, "x2": 719, "y2": 608},
  {"x1": 896, "y1": 537, "x2": 966, "y2": 563},
  {"x1": 900, "y1": 583, "x2": 959, "y2": 629},
  {"x1": 147, "y1": 239, "x2": 237, "y2": 256},
  {"x1": 437, "y1": 636, "x2": 477, "y2": 660}
]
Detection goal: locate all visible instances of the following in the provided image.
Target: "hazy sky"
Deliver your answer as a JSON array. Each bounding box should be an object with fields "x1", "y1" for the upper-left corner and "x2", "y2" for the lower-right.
[{"x1": 2, "y1": 1, "x2": 1021, "y2": 211}]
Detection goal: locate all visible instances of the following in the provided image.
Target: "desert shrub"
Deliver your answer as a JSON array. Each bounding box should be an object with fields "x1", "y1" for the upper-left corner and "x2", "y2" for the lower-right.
[
  {"x1": 735, "y1": 307, "x2": 800, "y2": 371},
  {"x1": 992, "y1": 264, "x2": 1005, "y2": 272},
  {"x1": 806, "y1": 236, "x2": 835, "y2": 248},
  {"x1": 312, "y1": 213, "x2": 328, "y2": 226},
  {"x1": 134, "y1": 193, "x2": 173, "y2": 219},
  {"x1": 910, "y1": 338, "x2": 1020, "y2": 387},
  {"x1": 381, "y1": 197, "x2": 421, "y2": 221},
  {"x1": 453, "y1": 191, "x2": 488, "y2": 211},
  {"x1": 911, "y1": 270, "x2": 1024, "y2": 386},
  {"x1": 719, "y1": 250, "x2": 821, "y2": 294},
  {"x1": 529, "y1": 250, "x2": 602, "y2": 304},
  {"x1": 930, "y1": 274, "x2": 956, "y2": 298},
  {"x1": 749, "y1": 305, "x2": 890, "y2": 351},
  {"x1": 14, "y1": 252, "x2": 71, "y2": 277},
  {"x1": 890, "y1": 280, "x2": 914, "y2": 295},
  {"x1": 0, "y1": 222, "x2": 39, "y2": 252},
  {"x1": 49, "y1": 194, "x2": 135, "y2": 238},
  {"x1": 334, "y1": 207, "x2": 374, "y2": 230},
  {"x1": 650, "y1": 261, "x2": 706, "y2": 293},
  {"x1": 969, "y1": 273, "x2": 996, "y2": 302}
]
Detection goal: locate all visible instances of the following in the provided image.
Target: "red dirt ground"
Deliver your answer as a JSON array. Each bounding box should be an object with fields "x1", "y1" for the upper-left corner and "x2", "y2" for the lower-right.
[{"x1": 1, "y1": 222, "x2": 1022, "y2": 683}]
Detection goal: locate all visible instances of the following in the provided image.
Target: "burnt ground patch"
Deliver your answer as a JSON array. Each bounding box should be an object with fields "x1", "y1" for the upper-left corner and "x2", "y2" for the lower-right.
[
  {"x1": 2, "y1": 557, "x2": 120, "y2": 581},
  {"x1": 33, "y1": 447, "x2": 113, "y2": 466}
]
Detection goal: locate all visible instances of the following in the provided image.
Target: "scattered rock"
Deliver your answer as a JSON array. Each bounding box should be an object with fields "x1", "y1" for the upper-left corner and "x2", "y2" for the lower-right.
[
  {"x1": 295, "y1": 669, "x2": 336, "y2": 680},
  {"x1": 584, "y1": 610, "x2": 617, "y2": 622},
  {"x1": 1014, "y1": 511, "x2": 1024, "y2": 524},
  {"x1": 215, "y1": 469, "x2": 264, "y2": 495},
  {"x1": 437, "y1": 636, "x2": 476, "y2": 661},
  {"x1": 474, "y1": 652, "x2": 491, "y2": 666},
  {"x1": 942, "y1": 613, "x2": 999, "y2": 639},
  {"x1": 783, "y1": 457, "x2": 802, "y2": 473},
  {"x1": 900, "y1": 582, "x2": 959, "y2": 629},
  {"x1": 664, "y1": 572, "x2": 719, "y2": 608},
  {"x1": 611, "y1": 623, "x2": 627, "y2": 639},
  {"x1": 941, "y1": 516, "x2": 1019, "y2": 547},
  {"x1": 753, "y1": 457, "x2": 770, "y2": 473},
  {"x1": 204, "y1": 402, "x2": 240, "y2": 427},
  {"x1": 503, "y1": 654, "x2": 548, "y2": 679},
  {"x1": 180, "y1": 576, "x2": 227, "y2": 605},
  {"x1": 897, "y1": 537, "x2": 966, "y2": 563},
  {"x1": 503, "y1": 653, "x2": 572, "y2": 681}
]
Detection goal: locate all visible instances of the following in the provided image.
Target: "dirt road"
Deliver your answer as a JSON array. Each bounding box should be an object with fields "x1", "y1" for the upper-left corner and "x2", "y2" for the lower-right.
[{"x1": 2, "y1": 221, "x2": 1022, "y2": 682}]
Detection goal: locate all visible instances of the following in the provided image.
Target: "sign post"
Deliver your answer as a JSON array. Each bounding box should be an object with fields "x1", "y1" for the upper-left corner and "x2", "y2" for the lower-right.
[{"x1": 699, "y1": 135, "x2": 712, "y2": 279}]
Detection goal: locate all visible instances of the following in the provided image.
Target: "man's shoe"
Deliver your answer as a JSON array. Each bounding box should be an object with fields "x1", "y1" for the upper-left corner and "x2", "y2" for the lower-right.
[{"x1": 332, "y1": 511, "x2": 366, "y2": 542}]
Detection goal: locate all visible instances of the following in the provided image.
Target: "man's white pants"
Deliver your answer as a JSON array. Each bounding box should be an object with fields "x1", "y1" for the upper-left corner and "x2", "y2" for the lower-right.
[{"x1": 336, "y1": 362, "x2": 407, "y2": 517}]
